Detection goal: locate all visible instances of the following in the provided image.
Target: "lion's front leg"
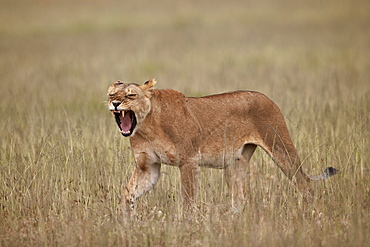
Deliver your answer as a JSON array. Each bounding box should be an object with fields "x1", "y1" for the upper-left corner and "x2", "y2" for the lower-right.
[
  {"x1": 124, "y1": 162, "x2": 161, "y2": 215},
  {"x1": 179, "y1": 163, "x2": 199, "y2": 216}
]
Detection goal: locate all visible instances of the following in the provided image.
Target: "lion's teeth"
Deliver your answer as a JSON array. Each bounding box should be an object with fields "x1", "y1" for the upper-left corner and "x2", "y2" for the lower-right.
[
  {"x1": 112, "y1": 110, "x2": 123, "y2": 113},
  {"x1": 120, "y1": 130, "x2": 131, "y2": 134}
]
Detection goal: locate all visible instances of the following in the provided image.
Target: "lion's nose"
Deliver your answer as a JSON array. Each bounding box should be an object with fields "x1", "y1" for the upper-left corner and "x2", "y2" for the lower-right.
[
  {"x1": 112, "y1": 101, "x2": 121, "y2": 107},
  {"x1": 112, "y1": 101, "x2": 121, "y2": 110}
]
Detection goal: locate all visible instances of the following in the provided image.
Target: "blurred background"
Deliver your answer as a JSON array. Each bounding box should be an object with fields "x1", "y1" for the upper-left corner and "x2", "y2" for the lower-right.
[{"x1": 1, "y1": 0, "x2": 369, "y2": 99}]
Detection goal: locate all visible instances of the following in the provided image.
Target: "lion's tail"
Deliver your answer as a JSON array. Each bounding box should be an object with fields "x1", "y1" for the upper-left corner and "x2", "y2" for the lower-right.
[{"x1": 309, "y1": 167, "x2": 339, "y2": 181}]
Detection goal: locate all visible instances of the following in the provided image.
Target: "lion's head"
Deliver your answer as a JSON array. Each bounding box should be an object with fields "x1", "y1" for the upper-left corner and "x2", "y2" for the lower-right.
[{"x1": 107, "y1": 79, "x2": 156, "y2": 137}]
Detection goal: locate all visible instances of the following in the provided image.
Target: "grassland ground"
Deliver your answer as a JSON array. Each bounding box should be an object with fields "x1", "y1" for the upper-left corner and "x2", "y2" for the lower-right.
[{"x1": 0, "y1": 0, "x2": 369, "y2": 246}]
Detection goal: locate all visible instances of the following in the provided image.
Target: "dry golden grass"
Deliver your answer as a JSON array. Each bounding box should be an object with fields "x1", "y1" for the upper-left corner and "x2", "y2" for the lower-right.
[{"x1": 0, "y1": 0, "x2": 369, "y2": 246}]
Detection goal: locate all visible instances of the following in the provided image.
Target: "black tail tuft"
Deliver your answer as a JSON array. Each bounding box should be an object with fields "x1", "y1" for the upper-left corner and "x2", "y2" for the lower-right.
[
  {"x1": 310, "y1": 167, "x2": 339, "y2": 181},
  {"x1": 323, "y1": 167, "x2": 339, "y2": 177}
]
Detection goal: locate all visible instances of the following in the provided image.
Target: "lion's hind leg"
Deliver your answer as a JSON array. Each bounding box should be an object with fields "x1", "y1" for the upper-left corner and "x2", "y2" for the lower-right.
[
  {"x1": 256, "y1": 126, "x2": 312, "y2": 194},
  {"x1": 224, "y1": 144, "x2": 257, "y2": 213}
]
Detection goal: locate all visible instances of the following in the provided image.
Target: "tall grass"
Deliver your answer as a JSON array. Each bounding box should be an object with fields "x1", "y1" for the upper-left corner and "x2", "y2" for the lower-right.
[{"x1": 0, "y1": 0, "x2": 369, "y2": 246}]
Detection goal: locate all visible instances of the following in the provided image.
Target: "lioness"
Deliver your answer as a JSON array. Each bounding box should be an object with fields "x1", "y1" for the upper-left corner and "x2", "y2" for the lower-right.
[{"x1": 107, "y1": 79, "x2": 337, "y2": 212}]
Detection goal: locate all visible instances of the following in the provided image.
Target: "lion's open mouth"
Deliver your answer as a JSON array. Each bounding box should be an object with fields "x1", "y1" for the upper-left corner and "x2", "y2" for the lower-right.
[{"x1": 112, "y1": 110, "x2": 137, "y2": 137}]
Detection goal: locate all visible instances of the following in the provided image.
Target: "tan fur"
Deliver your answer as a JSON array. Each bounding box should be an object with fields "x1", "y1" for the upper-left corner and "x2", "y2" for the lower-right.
[{"x1": 107, "y1": 79, "x2": 318, "y2": 214}]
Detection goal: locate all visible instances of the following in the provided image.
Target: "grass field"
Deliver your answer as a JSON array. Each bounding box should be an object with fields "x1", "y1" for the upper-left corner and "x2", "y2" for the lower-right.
[{"x1": 0, "y1": 0, "x2": 369, "y2": 246}]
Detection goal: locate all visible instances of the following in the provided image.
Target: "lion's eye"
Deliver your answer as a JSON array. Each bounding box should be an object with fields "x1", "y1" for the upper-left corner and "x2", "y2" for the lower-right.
[{"x1": 127, "y1": 94, "x2": 137, "y2": 99}]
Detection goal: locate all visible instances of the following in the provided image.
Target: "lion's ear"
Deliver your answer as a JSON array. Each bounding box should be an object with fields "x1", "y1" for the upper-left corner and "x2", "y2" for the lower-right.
[
  {"x1": 111, "y1": 80, "x2": 124, "y2": 87},
  {"x1": 107, "y1": 80, "x2": 124, "y2": 94},
  {"x1": 139, "y1": 78, "x2": 157, "y2": 98}
]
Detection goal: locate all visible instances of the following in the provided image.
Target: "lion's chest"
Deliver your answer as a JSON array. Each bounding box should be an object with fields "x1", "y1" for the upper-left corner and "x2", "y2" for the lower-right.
[{"x1": 144, "y1": 140, "x2": 180, "y2": 166}]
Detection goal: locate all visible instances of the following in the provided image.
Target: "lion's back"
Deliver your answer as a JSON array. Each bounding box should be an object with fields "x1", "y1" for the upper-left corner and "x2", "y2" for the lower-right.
[{"x1": 187, "y1": 90, "x2": 278, "y2": 120}]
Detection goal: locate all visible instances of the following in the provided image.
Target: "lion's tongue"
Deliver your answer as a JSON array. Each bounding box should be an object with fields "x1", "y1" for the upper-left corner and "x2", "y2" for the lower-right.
[{"x1": 120, "y1": 112, "x2": 132, "y2": 132}]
